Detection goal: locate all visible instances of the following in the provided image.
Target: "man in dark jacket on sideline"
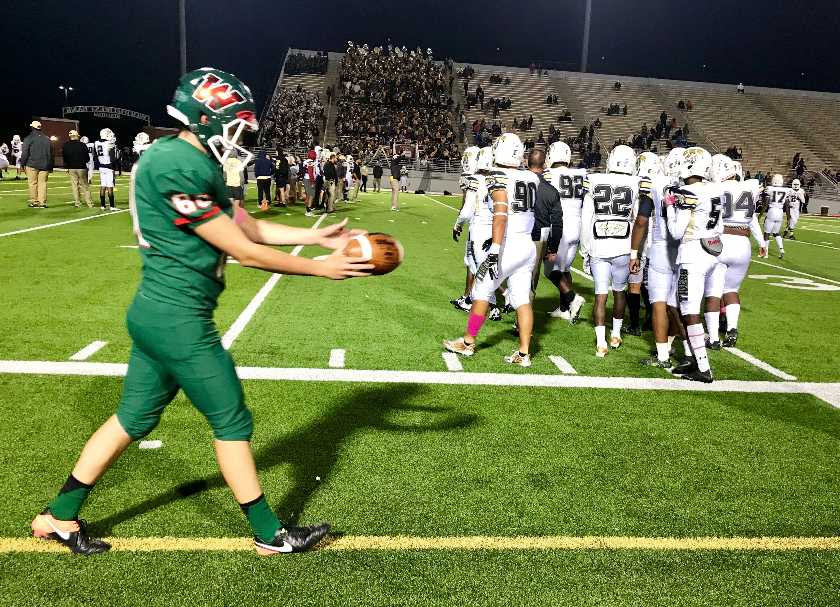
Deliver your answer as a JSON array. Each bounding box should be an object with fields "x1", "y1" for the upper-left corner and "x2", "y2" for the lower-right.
[
  {"x1": 372, "y1": 163, "x2": 383, "y2": 192},
  {"x1": 62, "y1": 130, "x2": 93, "y2": 208},
  {"x1": 527, "y1": 148, "x2": 562, "y2": 294},
  {"x1": 254, "y1": 151, "x2": 274, "y2": 207},
  {"x1": 322, "y1": 154, "x2": 337, "y2": 213},
  {"x1": 20, "y1": 120, "x2": 53, "y2": 208}
]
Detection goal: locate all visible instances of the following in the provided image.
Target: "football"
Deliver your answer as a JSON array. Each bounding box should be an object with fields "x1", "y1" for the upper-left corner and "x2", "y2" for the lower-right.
[{"x1": 343, "y1": 232, "x2": 404, "y2": 275}]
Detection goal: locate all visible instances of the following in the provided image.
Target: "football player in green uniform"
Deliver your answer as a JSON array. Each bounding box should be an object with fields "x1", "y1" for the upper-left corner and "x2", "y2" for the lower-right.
[{"x1": 31, "y1": 68, "x2": 373, "y2": 555}]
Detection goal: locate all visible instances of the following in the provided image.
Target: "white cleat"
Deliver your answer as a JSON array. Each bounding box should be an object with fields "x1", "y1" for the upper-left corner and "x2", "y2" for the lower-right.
[
  {"x1": 550, "y1": 305, "x2": 571, "y2": 320},
  {"x1": 443, "y1": 337, "x2": 475, "y2": 357},
  {"x1": 596, "y1": 346, "x2": 609, "y2": 358},
  {"x1": 568, "y1": 295, "x2": 585, "y2": 324},
  {"x1": 504, "y1": 350, "x2": 531, "y2": 367},
  {"x1": 610, "y1": 335, "x2": 623, "y2": 349}
]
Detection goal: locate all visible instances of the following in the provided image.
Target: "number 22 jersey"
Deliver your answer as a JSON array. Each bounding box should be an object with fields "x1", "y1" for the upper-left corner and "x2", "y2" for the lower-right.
[{"x1": 580, "y1": 172, "x2": 645, "y2": 259}]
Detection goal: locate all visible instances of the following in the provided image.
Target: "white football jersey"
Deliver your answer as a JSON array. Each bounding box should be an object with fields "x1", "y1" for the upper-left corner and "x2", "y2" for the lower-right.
[
  {"x1": 764, "y1": 185, "x2": 791, "y2": 216},
  {"x1": 643, "y1": 174, "x2": 673, "y2": 246},
  {"x1": 669, "y1": 181, "x2": 722, "y2": 244},
  {"x1": 11, "y1": 141, "x2": 21, "y2": 156},
  {"x1": 94, "y1": 140, "x2": 114, "y2": 167},
  {"x1": 707, "y1": 179, "x2": 761, "y2": 228},
  {"x1": 485, "y1": 167, "x2": 540, "y2": 236},
  {"x1": 581, "y1": 172, "x2": 644, "y2": 259},
  {"x1": 544, "y1": 166, "x2": 587, "y2": 221}
]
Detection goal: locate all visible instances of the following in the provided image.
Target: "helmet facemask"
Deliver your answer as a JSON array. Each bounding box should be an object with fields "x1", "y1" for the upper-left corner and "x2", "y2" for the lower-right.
[{"x1": 204, "y1": 111, "x2": 258, "y2": 165}]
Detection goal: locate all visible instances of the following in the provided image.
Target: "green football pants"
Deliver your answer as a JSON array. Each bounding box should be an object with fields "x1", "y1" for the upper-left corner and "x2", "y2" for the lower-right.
[{"x1": 116, "y1": 294, "x2": 252, "y2": 441}]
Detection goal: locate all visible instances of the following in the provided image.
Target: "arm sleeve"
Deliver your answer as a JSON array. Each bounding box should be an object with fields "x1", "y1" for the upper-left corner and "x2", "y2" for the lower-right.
[
  {"x1": 748, "y1": 214, "x2": 764, "y2": 245},
  {"x1": 157, "y1": 170, "x2": 225, "y2": 229},
  {"x1": 579, "y1": 193, "x2": 594, "y2": 256},
  {"x1": 547, "y1": 190, "x2": 563, "y2": 253},
  {"x1": 637, "y1": 194, "x2": 654, "y2": 218},
  {"x1": 456, "y1": 189, "x2": 475, "y2": 226},
  {"x1": 665, "y1": 205, "x2": 690, "y2": 240}
]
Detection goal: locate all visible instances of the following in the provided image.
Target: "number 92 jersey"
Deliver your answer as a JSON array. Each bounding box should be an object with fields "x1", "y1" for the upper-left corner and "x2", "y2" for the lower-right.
[
  {"x1": 544, "y1": 167, "x2": 587, "y2": 220},
  {"x1": 485, "y1": 167, "x2": 540, "y2": 237},
  {"x1": 581, "y1": 172, "x2": 645, "y2": 259}
]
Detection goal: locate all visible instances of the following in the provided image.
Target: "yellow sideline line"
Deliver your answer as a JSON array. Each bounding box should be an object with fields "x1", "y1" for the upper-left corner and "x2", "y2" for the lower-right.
[{"x1": 4, "y1": 535, "x2": 840, "y2": 554}]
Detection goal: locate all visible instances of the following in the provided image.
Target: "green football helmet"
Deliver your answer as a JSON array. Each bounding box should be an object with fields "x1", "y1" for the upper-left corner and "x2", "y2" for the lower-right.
[{"x1": 166, "y1": 67, "x2": 258, "y2": 164}]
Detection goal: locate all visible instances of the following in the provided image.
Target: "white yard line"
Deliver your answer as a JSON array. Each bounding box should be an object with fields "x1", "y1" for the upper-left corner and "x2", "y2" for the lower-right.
[
  {"x1": 221, "y1": 213, "x2": 327, "y2": 350},
  {"x1": 751, "y1": 259, "x2": 840, "y2": 286},
  {"x1": 421, "y1": 193, "x2": 460, "y2": 212},
  {"x1": 795, "y1": 226, "x2": 840, "y2": 236},
  {"x1": 570, "y1": 267, "x2": 592, "y2": 281},
  {"x1": 722, "y1": 347, "x2": 797, "y2": 381},
  {"x1": 0, "y1": 359, "x2": 836, "y2": 407},
  {"x1": 0, "y1": 209, "x2": 128, "y2": 238},
  {"x1": 328, "y1": 348, "x2": 346, "y2": 369},
  {"x1": 783, "y1": 239, "x2": 840, "y2": 251},
  {"x1": 548, "y1": 355, "x2": 578, "y2": 374},
  {"x1": 441, "y1": 352, "x2": 464, "y2": 371},
  {"x1": 68, "y1": 341, "x2": 108, "y2": 361}
]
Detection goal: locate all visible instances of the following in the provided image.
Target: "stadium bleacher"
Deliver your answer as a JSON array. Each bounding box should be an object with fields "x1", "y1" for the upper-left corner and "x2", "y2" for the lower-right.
[{"x1": 261, "y1": 48, "x2": 840, "y2": 186}]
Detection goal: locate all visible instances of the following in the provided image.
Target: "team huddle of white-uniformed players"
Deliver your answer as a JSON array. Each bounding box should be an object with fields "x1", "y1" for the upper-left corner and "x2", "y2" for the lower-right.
[{"x1": 444, "y1": 131, "x2": 803, "y2": 383}]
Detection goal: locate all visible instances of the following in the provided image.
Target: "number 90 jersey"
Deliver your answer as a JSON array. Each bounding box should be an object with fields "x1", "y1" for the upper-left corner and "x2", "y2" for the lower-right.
[
  {"x1": 485, "y1": 167, "x2": 540, "y2": 237},
  {"x1": 581, "y1": 172, "x2": 644, "y2": 259},
  {"x1": 544, "y1": 167, "x2": 587, "y2": 221}
]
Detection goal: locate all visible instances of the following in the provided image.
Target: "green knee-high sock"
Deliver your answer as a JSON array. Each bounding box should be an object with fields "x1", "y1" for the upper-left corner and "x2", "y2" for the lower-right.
[
  {"x1": 48, "y1": 474, "x2": 93, "y2": 520},
  {"x1": 240, "y1": 494, "x2": 282, "y2": 542}
]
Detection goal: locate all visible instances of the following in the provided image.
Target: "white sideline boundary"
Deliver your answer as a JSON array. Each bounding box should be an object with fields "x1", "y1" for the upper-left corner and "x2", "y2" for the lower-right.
[
  {"x1": 0, "y1": 209, "x2": 128, "y2": 238},
  {"x1": 0, "y1": 359, "x2": 837, "y2": 408},
  {"x1": 421, "y1": 193, "x2": 460, "y2": 212},
  {"x1": 784, "y1": 239, "x2": 840, "y2": 251},
  {"x1": 549, "y1": 355, "x2": 578, "y2": 374},
  {"x1": 221, "y1": 213, "x2": 327, "y2": 349}
]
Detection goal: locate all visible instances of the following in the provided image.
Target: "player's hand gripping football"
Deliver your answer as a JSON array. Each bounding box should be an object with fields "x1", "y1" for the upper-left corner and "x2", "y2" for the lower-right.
[
  {"x1": 315, "y1": 218, "x2": 367, "y2": 251},
  {"x1": 318, "y1": 249, "x2": 375, "y2": 280}
]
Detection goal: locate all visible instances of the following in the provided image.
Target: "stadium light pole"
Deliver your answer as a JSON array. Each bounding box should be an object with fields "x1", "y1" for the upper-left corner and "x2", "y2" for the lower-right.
[
  {"x1": 580, "y1": 0, "x2": 592, "y2": 73},
  {"x1": 58, "y1": 85, "x2": 73, "y2": 103},
  {"x1": 178, "y1": 0, "x2": 187, "y2": 75}
]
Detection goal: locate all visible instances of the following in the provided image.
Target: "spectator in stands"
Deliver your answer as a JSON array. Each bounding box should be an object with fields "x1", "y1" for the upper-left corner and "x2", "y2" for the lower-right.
[
  {"x1": 476, "y1": 84, "x2": 485, "y2": 109},
  {"x1": 678, "y1": 100, "x2": 686, "y2": 110},
  {"x1": 737, "y1": 82, "x2": 745, "y2": 94},
  {"x1": 796, "y1": 157, "x2": 806, "y2": 178},
  {"x1": 373, "y1": 163, "x2": 383, "y2": 192},
  {"x1": 614, "y1": 81, "x2": 622, "y2": 90},
  {"x1": 528, "y1": 114, "x2": 534, "y2": 130},
  {"x1": 686, "y1": 100, "x2": 693, "y2": 111},
  {"x1": 622, "y1": 104, "x2": 628, "y2": 116},
  {"x1": 20, "y1": 121, "x2": 52, "y2": 209},
  {"x1": 261, "y1": 88, "x2": 324, "y2": 149},
  {"x1": 285, "y1": 52, "x2": 328, "y2": 76},
  {"x1": 254, "y1": 152, "x2": 273, "y2": 207},
  {"x1": 792, "y1": 152, "x2": 801, "y2": 169}
]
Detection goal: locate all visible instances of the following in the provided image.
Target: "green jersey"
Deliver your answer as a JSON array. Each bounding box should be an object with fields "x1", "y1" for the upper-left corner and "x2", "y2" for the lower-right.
[{"x1": 130, "y1": 136, "x2": 232, "y2": 311}]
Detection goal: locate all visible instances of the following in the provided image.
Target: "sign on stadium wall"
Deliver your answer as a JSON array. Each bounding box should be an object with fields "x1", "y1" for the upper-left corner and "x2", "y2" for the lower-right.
[{"x1": 62, "y1": 106, "x2": 150, "y2": 124}]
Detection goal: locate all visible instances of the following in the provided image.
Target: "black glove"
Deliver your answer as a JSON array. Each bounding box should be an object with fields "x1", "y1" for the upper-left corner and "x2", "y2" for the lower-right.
[
  {"x1": 476, "y1": 253, "x2": 499, "y2": 281},
  {"x1": 452, "y1": 223, "x2": 462, "y2": 242},
  {"x1": 481, "y1": 238, "x2": 493, "y2": 252}
]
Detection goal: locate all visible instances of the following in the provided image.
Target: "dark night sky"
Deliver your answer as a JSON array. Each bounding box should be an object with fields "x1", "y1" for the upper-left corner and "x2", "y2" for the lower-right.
[{"x1": 4, "y1": 0, "x2": 840, "y2": 131}]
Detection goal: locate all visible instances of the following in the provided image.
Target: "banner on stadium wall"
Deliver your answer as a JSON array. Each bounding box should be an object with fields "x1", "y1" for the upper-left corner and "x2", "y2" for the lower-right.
[{"x1": 62, "y1": 106, "x2": 150, "y2": 124}]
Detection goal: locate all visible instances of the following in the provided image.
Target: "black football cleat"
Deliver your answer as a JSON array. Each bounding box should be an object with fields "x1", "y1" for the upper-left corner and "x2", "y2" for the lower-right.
[
  {"x1": 31, "y1": 510, "x2": 111, "y2": 555},
  {"x1": 672, "y1": 355, "x2": 698, "y2": 375},
  {"x1": 640, "y1": 356, "x2": 674, "y2": 370},
  {"x1": 682, "y1": 369, "x2": 714, "y2": 383},
  {"x1": 254, "y1": 523, "x2": 331, "y2": 555},
  {"x1": 625, "y1": 325, "x2": 642, "y2": 337},
  {"x1": 705, "y1": 338, "x2": 722, "y2": 351},
  {"x1": 722, "y1": 329, "x2": 738, "y2": 347}
]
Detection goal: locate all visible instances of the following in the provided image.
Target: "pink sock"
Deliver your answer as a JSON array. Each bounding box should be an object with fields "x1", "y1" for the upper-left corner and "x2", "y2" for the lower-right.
[{"x1": 466, "y1": 313, "x2": 486, "y2": 337}]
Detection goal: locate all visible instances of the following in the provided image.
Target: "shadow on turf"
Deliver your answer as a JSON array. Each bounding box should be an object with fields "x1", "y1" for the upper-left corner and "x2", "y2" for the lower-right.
[{"x1": 91, "y1": 385, "x2": 479, "y2": 534}]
